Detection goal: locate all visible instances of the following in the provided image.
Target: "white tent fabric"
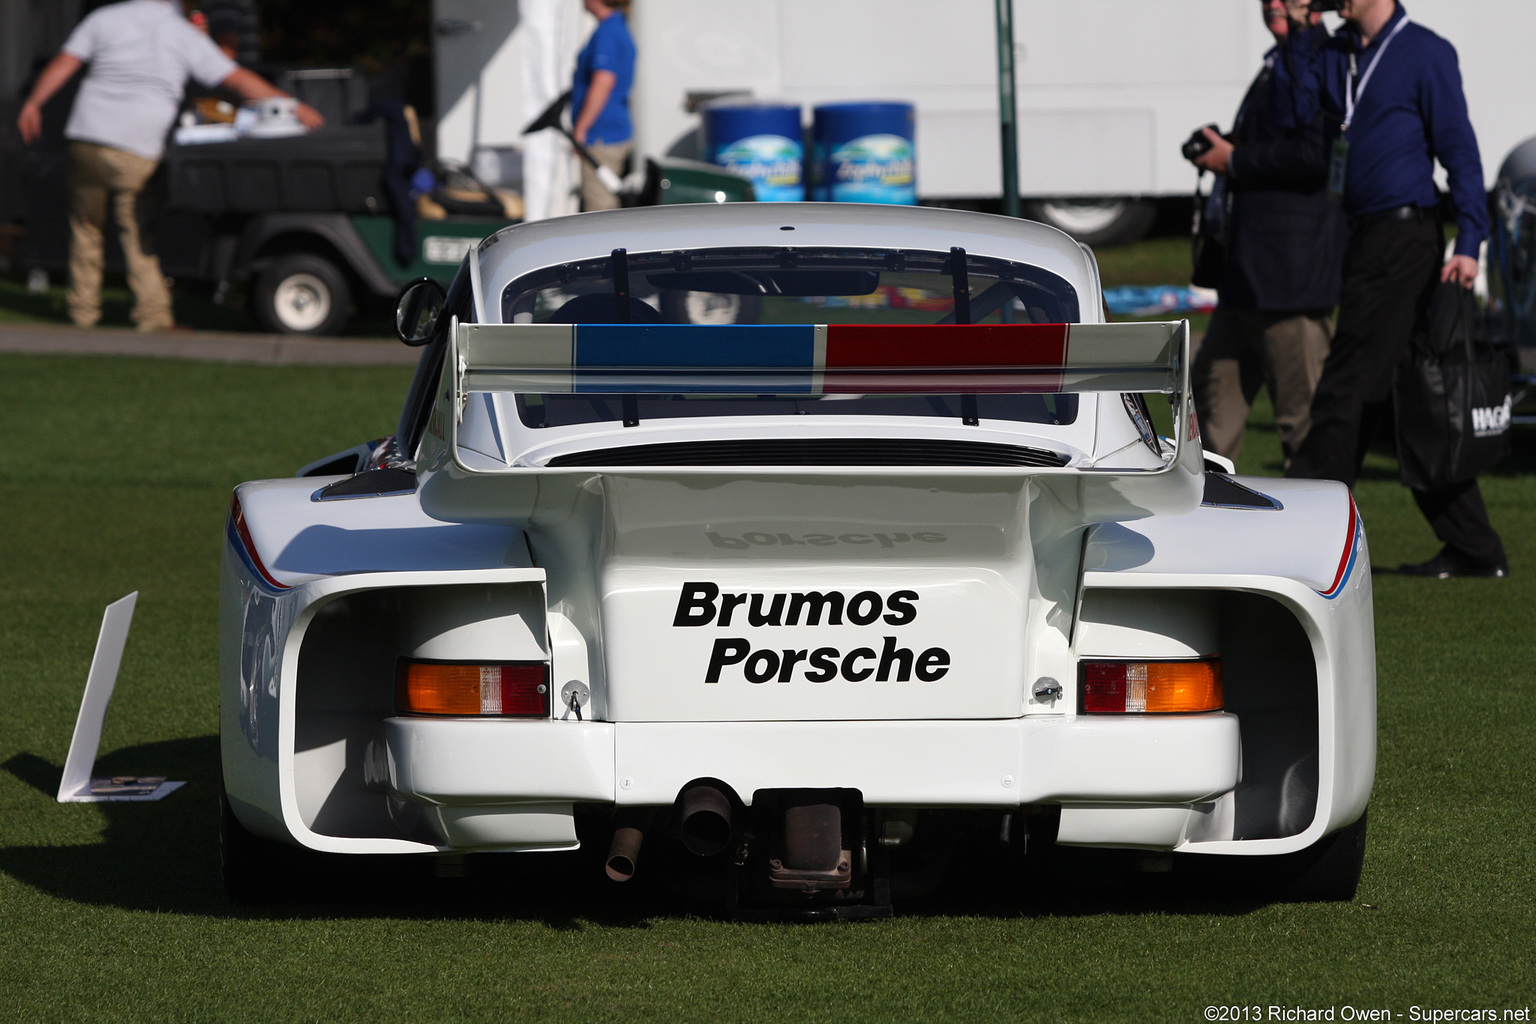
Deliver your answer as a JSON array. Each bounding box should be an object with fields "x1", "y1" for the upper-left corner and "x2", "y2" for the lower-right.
[
  {"x1": 432, "y1": 0, "x2": 585, "y2": 222},
  {"x1": 519, "y1": 0, "x2": 582, "y2": 222}
]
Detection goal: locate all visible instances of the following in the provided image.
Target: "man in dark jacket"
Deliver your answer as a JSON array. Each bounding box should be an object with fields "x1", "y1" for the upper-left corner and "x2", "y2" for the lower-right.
[
  {"x1": 1186, "y1": 0, "x2": 1347, "y2": 465},
  {"x1": 1277, "y1": 0, "x2": 1504, "y2": 578}
]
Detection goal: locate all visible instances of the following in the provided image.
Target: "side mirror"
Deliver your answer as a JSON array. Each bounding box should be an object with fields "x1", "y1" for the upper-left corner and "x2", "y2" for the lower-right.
[{"x1": 395, "y1": 277, "x2": 447, "y2": 346}]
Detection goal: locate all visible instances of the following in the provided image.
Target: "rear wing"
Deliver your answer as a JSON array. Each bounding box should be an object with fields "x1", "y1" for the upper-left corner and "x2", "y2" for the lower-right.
[
  {"x1": 417, "y1": 319, "x2": 1202, "y2": 524},
  {"x1": 446, "y1": 320, "x2": 1187, "y2": 397}
]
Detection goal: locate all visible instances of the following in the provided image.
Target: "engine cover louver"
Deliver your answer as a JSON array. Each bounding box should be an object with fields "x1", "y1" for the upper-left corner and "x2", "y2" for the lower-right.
[{"x1": 544, "y1": 438, "x2": 1070, "y2": 468}]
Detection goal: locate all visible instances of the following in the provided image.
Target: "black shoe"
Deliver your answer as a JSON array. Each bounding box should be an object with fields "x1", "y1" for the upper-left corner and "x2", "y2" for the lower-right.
[{"x1": 1398, "y1": 551, "x2": 1508, "y2": 578}]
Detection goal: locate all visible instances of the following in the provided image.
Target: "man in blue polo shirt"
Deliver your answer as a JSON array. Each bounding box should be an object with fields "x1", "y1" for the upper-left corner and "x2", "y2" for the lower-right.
[
  {"x1": 1278, "y1": 0, "x2": 1505, "y2": 578},
  {"x1": 571, "y1": 0, "x2": 636, "y2": 211}
]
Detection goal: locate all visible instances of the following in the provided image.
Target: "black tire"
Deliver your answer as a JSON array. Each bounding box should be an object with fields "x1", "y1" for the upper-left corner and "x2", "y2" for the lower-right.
[
  {"x1": 1022, "y1": 197, "x2": 1157, "y2": 248},
  {"x1": 1279, "y1": 810, "x2": 1369, "y2": 902},
  {"x1": 1192, "y1": 810, "x2": 1369, "y2": 903},
  {"x1": 221, "y1": 787, "x2": 300, "y2": 906},
  {"x1": 251, "y1": 253, "x2": 352, "y2": 335},
  {"x1": 660, "y1": 289, "x2": 762, "y2": 325}
]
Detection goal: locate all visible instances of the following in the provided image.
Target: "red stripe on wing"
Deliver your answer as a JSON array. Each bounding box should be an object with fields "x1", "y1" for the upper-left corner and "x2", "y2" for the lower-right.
[
  {"x1": 824, "y1": 323, "x2": 1069, "y2": 367},
  {"x1": 823, "y1": 324, "x2": 1070, "y2": 393}
]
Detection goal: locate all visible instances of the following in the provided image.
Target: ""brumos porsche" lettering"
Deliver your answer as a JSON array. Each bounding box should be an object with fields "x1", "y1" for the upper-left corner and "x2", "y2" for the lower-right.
[
  {"x1": 673, "y1": 581, "x2": 917, "y2": 628},
  {"x1": 672, "y1": 582, "x2": 952, "y2": 684}
]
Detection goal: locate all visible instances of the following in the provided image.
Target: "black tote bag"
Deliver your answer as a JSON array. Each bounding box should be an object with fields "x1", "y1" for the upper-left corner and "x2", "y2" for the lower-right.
[{"x1": 1395, "y1": 282, "x2": 1515, "y2": 491}]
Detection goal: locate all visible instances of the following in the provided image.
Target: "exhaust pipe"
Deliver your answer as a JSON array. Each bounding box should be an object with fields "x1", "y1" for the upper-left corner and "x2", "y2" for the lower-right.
[
  {"x1": 679, "y1": 783, "x2": 733, "y2": 857},
  {"x1": 605, "y1": 824, "x2": 644, "y2": 882}
]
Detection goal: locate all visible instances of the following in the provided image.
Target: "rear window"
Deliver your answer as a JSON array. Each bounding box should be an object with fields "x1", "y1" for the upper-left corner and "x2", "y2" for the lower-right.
[{"x1": 499, "y1": 246, "x2": 1080, "y2": 429}]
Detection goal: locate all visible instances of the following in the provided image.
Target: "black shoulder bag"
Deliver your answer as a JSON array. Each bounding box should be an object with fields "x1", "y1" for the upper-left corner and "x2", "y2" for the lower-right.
[{"x1": 1190, "y1": 172, "x2": 1228, "y2": 290}]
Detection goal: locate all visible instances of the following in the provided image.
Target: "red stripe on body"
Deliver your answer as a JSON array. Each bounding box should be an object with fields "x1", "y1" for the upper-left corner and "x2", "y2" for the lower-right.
[
  {"x1": 1323, "y1": 498, "x2": 1360, "y2": 596},
  {"x1": 230, "y1": 493, "x2": 289, "y2": 591}
]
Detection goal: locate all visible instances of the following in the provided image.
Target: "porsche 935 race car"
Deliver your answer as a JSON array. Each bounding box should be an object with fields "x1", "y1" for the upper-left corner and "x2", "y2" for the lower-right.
[{"x1": 220, "y1": 202, "x2": 1374, "y2": 913}]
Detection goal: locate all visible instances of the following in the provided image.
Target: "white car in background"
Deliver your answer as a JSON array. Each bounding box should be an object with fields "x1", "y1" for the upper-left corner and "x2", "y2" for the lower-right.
[{"x1": 220, "y1": 202, "x2": 1374, "y2": 916}]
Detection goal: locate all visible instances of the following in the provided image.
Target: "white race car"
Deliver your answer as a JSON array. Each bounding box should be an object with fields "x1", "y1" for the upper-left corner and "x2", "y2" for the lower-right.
[{"x1": 220, "y1": 202, "x2": 1374, "y2": 914}]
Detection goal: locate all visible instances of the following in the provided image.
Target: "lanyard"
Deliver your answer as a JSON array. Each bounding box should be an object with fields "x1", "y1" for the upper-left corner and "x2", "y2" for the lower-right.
[{"x1": 1344, "y1": 15, "x2": 1412, "y2": 134}]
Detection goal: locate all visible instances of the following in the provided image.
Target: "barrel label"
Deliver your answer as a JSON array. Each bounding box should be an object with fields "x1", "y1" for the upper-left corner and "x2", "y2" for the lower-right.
[
  {"x1": 714, "y1": 134, "x2": 804, "y2": 202},
  {"x1": 828, "y1": 134, "x2": 915, "y2": 204}
]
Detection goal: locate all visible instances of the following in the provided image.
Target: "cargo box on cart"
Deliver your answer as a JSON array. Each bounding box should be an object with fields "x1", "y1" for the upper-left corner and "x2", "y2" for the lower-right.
[{"x1": 163, "y1": 123, "x2": 390, "y2": 215}]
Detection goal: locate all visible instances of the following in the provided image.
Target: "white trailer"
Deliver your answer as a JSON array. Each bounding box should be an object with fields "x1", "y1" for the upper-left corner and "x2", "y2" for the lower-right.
[{"x1": 432, "y1": 0, "x2": 1536, "y2": 241}]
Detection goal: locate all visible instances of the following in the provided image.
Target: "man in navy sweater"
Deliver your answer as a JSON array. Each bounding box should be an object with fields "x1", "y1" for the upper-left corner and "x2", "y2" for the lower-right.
[
  {"x1": 1279, "y1": 0, "x2": 1505, "y2": 578},
  {"x1": 1186, "y1": 0, "x2": 1345, "y2": 467}
]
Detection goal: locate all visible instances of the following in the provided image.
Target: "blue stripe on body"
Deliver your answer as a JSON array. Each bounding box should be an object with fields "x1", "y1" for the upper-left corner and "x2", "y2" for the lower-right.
[{"x1": 1319, "y1": 518, "x2": 1363, "y2": 600}]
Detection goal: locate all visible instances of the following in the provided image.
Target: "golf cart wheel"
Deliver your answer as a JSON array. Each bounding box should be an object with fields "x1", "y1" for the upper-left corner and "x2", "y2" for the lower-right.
[{"x1": 252, "y1": 253, "x2": 352, "y2": 335}]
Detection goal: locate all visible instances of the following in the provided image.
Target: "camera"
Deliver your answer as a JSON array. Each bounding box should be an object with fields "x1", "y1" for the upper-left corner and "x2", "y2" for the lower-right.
[{"x1": 1182, "y1": 125, "x2": 1221, "y2": 162}]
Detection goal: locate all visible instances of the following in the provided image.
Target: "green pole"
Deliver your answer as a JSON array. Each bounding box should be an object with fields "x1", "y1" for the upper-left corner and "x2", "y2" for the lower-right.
[{"x1": 995, "y1": 0, "x2": 1020, "y2": 218}]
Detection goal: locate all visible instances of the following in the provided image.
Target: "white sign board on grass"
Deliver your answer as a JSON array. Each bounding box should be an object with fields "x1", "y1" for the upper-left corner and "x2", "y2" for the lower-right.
[{"x1": 57, "y1": 592, "x2": 184, "y2": 803}]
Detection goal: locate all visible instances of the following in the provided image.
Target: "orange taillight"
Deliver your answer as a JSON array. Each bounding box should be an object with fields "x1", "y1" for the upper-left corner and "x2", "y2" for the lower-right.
[
  {"x1": 396, "y1": 660, "x2": 550, "y2": 717},
  {"x1": 1080, "y1": 659, "x2": 1223, "y2": 713}
]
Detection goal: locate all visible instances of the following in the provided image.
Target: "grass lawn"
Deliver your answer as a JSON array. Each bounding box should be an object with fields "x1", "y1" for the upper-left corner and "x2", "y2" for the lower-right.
[
  {"x1": 1, "y1": 352, "x2": 1533, "y2": 1023},
  {"x1": 1094, "y1": 235, "x2": 1195, "y2": 288}
]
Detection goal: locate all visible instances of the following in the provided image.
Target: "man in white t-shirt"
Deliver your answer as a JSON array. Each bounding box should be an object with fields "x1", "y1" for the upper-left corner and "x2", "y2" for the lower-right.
[{"x1": 17, "y1": 0, "x2": 323, "y2": 331}]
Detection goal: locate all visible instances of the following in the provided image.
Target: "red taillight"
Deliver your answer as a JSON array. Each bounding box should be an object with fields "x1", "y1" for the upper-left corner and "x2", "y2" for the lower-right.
[
  {"x1": 396, "y1": 661, "x2": 550, "y2": 717},
  {"x1": 1080, "y1": 659, "x2": 1223, "y2": 713}
]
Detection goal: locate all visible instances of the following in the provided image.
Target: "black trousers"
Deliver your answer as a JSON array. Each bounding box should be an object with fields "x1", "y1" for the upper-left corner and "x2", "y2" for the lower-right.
[{"x1": 1286, "y1": 214, "x2": 1505, "y2": 566}]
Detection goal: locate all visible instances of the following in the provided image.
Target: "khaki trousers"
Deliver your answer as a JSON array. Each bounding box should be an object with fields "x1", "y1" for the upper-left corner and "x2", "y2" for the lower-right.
[
  {"x1": 67, "y1": 141, "x2": 174, "y2": 330},
  {"x1": 579, "y1": 141, "x2": 630, "y2": 212},
  {"x1": 1192, "y1": 305, "x2": 1333, "y2": 464}
]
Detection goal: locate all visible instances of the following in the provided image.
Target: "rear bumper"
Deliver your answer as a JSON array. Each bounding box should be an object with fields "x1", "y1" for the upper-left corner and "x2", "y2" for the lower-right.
[{"x1": 383, "y1": 713, "x2": 1241, "y2": 850}]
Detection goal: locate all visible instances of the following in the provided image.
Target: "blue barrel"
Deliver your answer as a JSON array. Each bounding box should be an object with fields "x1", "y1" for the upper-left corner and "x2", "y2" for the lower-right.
[
  {"x1": 811, "y1": 102, "x2": 916, "y2": 204},
  {"x1": 701, "y1": 102, "x2": 804, "y2": 202}
]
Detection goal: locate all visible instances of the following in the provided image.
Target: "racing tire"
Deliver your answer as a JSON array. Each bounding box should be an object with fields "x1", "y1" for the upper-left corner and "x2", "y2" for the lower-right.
[
  {"x1": 1022, "y1": 197, "x2": 1157, "y2": 248},
  {"x1": 1277, "y1": 810, "x2": 1369, "y2": 902},
  {"x1": 251, "y1": 253, "x2": 352, "y2": 336},
  {"x1": 221, "y1": 787, "x2": 300, "y2": 906},
  {"x1": 1194, "y1": 810, "x2": 1369, "y2": 904},
  {"x1": 660, "y1": 289, "x2": 762, "y2": 325}
]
